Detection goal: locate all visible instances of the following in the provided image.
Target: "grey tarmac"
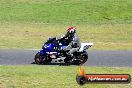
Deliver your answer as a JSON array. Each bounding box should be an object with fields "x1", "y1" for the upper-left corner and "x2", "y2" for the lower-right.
[{"x1": 0, "y1": 49, "x2": 132, "y2": 67}]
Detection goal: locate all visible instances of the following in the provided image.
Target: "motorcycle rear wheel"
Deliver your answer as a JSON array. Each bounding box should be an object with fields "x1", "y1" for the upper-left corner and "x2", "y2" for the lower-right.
[{"x1": 73, "y1": 53, "x2": 88, "y2": 65}]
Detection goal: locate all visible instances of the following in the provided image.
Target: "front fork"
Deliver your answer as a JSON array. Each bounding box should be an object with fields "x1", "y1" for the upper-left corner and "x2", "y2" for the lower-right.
[{"x1": 38, "y1": 50, "x2": 46, "y2": 61}]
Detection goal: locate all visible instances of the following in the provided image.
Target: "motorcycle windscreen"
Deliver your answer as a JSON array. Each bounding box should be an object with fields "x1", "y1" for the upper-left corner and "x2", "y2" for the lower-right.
[{"x1": 59, "y1": 45, "x2": 67, "y2": 50}]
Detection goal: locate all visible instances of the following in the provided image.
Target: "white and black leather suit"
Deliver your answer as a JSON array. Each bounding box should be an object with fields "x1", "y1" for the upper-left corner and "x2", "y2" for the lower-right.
[{"x1": 60, "y1": 32, "x2": 81, "y2": 57}]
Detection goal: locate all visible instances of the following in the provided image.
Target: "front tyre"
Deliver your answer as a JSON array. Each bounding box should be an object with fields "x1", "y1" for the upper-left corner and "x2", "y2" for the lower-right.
[
  {"x1": 34, "y1": 53, "x2": 41, "y2": 64},
  {"x1": 34, "y1": 53, "x2": 43, "y2": 64},
  {"x1": 34, "y1": 53, "x2": 51, "y2": 64}
]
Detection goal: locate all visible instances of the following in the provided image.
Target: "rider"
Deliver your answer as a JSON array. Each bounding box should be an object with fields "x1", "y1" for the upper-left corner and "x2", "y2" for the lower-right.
[{"x1": 60, "y1": 27, "x2": 81, "y2": 60}]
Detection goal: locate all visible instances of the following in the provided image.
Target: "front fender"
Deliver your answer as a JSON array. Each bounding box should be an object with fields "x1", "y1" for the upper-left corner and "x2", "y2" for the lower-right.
[{"x1": 38, "y1": 49, "x2": 46, "y2": 56}]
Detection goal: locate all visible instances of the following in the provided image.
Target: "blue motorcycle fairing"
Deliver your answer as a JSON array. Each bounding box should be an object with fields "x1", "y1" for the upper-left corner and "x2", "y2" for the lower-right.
[
  {"x1": 37, "y1": 38, "x2": 68, "y2": 61},
  {"x1": 38, "y1": 49, "x2": 46, "y2": 56},
  {"x1": 42, "y1": 43, "x2": 55, "y2": 51},
  {"x1": 58, "y1": 42, "x2": 67, "y2": 49},
  {"x1": 58, "y1": 45, "x2": 67, "y2": 50},
  {"x1": 40, "y1": 43, "x2": 56, "y2": 57}
]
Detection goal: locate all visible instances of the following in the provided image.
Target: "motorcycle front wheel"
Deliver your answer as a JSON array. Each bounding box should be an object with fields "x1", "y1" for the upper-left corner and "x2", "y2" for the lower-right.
[{"x1": 34, "y1": 53, "x2": 51, "y2": 64}]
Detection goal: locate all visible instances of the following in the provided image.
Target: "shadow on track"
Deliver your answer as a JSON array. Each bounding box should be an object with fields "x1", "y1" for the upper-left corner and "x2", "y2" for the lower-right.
[{"x1": 31, "y1": 62, "x2": 72, "y2": 66}]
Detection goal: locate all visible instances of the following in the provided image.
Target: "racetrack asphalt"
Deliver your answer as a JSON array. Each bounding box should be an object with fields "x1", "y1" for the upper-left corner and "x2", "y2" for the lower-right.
[{"x1": 0, "y1": 49, "x2": 132, "y2": 67}]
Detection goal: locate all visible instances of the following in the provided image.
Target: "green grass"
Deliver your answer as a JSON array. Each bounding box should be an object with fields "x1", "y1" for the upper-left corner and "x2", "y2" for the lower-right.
[
  {"x1": 0, "y1": 23, "x2": 132, "y2": 50},
  {"x1": 0, "y1": 0, "x2": 132, "y2": 49},
  {"x1": 0, "y1": 0, "x2": 132, "y2": 50},
  {"x1": 0, "y1": 1, "x2": 132, "y2": 88},
  {"x1": 0, "y1": 65, "x2": 131, "y2": 88},
  {"x1": 0, "y1": 0, "x2": 132, "y2": 24}
]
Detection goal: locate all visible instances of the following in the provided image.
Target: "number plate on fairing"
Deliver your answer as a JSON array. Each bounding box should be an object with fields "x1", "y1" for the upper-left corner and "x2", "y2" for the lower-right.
[
  {"x1": 46, "y1": 52, "x2": 57, "y2": 59},
  {"x1": 50, "y1": 55, "x2": 56, "y2": 59}
]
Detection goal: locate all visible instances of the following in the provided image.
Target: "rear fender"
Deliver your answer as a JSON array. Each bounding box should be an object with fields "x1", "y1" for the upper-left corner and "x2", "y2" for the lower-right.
[{"x1": 79, "y1": 43, "x2": 93, "y2": 52}]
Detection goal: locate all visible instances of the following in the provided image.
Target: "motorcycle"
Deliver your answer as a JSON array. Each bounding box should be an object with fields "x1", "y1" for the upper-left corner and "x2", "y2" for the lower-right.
[{"x1": 34, "y1": 37, "x2": 93, "y2": 65}]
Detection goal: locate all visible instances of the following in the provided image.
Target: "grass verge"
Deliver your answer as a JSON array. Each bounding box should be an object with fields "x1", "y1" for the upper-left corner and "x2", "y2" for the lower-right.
[
  {"x1": 0, "y1": 23, "x2": 132, "y2": 50},
  {"x1": 0, "y1": 0, "x2": 131, "y2": 24}
]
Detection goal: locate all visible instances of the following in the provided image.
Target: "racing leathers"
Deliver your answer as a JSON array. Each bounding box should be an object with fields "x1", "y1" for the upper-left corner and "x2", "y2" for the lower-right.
[{"x1": 61, "y1": 33, "x2": 81, "y2": 58}]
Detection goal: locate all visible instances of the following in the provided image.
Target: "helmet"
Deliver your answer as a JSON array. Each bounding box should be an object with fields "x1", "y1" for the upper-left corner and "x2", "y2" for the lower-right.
[{"x1": 67, "y1": 27, "x2": 76, "y2": 34}]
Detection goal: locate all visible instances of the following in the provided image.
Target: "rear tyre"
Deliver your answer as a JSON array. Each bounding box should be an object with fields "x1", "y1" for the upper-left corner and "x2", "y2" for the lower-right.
[
  {"x1": 73, "y1": 52, "x2": 88, "y2": 65},
  {"x1": 64, "y1": 58, "x2": 69, "y2": 63},
  {"x1": 80, "y1": 53, "x2": 88, "y2": 64}
]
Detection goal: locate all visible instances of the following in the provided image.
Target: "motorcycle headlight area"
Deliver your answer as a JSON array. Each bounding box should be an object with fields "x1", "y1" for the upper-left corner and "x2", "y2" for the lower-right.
[{"x1": 42, "y1": 44, "x2": 48, "y2": 48}]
